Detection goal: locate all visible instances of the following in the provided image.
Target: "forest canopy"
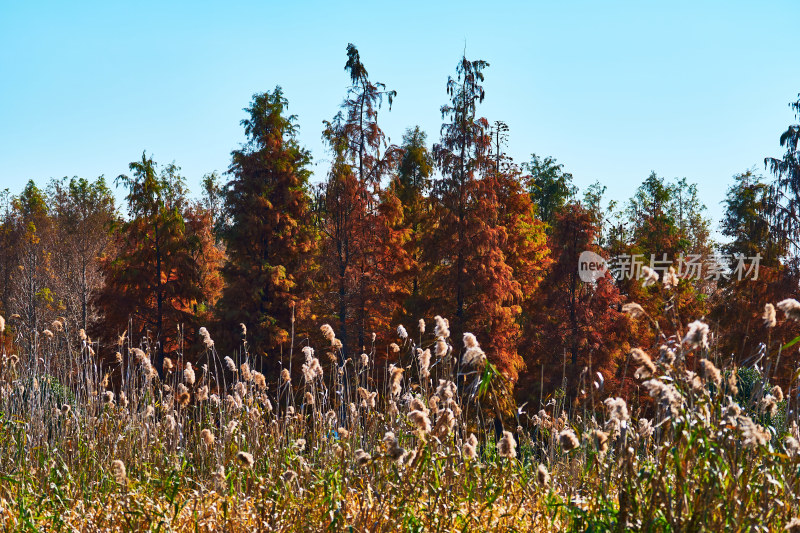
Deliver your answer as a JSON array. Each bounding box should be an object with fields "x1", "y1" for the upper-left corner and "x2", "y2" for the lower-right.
[{"x1": 1, "y1": 44, "x2": 799, "y2": 405}]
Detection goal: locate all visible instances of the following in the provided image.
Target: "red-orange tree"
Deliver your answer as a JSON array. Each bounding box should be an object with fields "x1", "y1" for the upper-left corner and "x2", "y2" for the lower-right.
[
  {"x1": 184, "y1": 204, "x2": 224, "y2": 323},
  {"x1": 216, "y1": 88, "x2": 317, "y2": 365},
  {"x1": 96, "y1": 153, "x2": 207, "y2": 369},
  {"x1": 426, "y1": 56, "x2": 549, "y2": 379},
  {"x1": 518, "y1": 203, "x2": 629, "y2": 404},
  {"x1": 317, "y1": 44, "x2": 409, "y2": 355}
]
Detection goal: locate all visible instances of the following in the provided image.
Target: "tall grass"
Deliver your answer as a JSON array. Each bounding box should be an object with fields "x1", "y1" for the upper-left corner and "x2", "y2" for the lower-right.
[{"x1": 0, "y1": 309, "x2": 799, "y2": 532}]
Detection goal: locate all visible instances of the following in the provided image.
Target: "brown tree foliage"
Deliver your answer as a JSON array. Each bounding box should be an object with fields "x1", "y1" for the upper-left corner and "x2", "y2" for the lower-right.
[
  {"x1": 317, "y1": 44, "x2": 409, "y2": 356},
  {"x1": 48, "y1": 176, "x2": 117, "y2": 332},
  {"x1": 216, "y1": 87, "x2": 317, "y2": 370},
  {"x1": 426, "y1": 55, "x2": 549, "y2": 380},
  {"x1": 517, "y1": 203, "x2": 629, "y2": 404},
  {"x1": 95, "y1": 153, "x2": 217, "y2": 369},
  {"x1": 3, "y1": 181, "x2": 54, "y2": 355}
]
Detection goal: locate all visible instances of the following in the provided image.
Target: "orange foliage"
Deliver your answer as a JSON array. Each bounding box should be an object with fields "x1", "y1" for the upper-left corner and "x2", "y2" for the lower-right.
[{"x1": 517, "y1": 204, "x2": 630, "y2": 404}]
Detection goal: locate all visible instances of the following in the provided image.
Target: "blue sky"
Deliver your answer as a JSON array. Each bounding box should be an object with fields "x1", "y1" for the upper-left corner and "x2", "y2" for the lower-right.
[{"x1": 1, "y1": 1, "x2": 798, "y2": 228}]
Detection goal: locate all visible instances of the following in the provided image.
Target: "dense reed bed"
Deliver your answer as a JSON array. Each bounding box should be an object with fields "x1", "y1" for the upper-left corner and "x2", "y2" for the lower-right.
[{"x1": 1, "y1": 308, "x2": 800, "y2": 532}]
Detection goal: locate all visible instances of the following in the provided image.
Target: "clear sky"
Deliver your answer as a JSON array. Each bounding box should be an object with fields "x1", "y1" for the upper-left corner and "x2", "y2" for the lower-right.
[{"x1": 1, "y1": 1, "x2": 799, "y2": 229}]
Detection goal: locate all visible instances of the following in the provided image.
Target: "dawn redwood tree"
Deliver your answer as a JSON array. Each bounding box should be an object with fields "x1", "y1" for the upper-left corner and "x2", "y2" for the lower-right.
[
  {"x1": 96, "y1": 153, "x2": 203, "y2": 369},
  {"x1": 427, "y1": 55, "x2": 491, "y2": 333},
  {"x1": 765, "y1": 94, "x2": 800, "y2": 255},
  {"x1": 484, "y1": 157, "x2": 550, "y2": 380},
  {"x1": 711, "y1": 170, "x2": 795, "y2": 365},
  {"x1": 517, "y1": 203, "x2": 628, "y2": 403},
  {"x1": 216, "y1": 87, "x2": 318, "y2": 365},
  {"x1": 390, "y1": 126, "x2": 433, "y2": 322},
  {"x1": 373, "y1": 185, "x2": 414, "y2": 338},
  {"x1": 318, "y1": 44, "x2": 406, "y2": 355},
  {"x1": 426, "y1": 55, "x2": 548, "y2": 379},
  {"x1": 317, "y1": 142, "x2": 363, "y2": 357},
  {"x1": 184, "y1": 203, "x2": 224, "y2": 321}
]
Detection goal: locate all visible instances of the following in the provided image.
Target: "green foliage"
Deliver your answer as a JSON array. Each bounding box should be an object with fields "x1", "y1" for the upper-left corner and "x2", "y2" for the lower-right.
[
  {"x1": 721, "y1": 169, "x2": 783, "y2": 264},
  {"x1": 524, "y1": 154, "x2": 577, "y2": 227},
  {"x1": 765, "y1": 94, "x2": 800, "y2": 256},
  {"x1": 734, "y1": 365, "x2": 760, "y2": 403}
]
